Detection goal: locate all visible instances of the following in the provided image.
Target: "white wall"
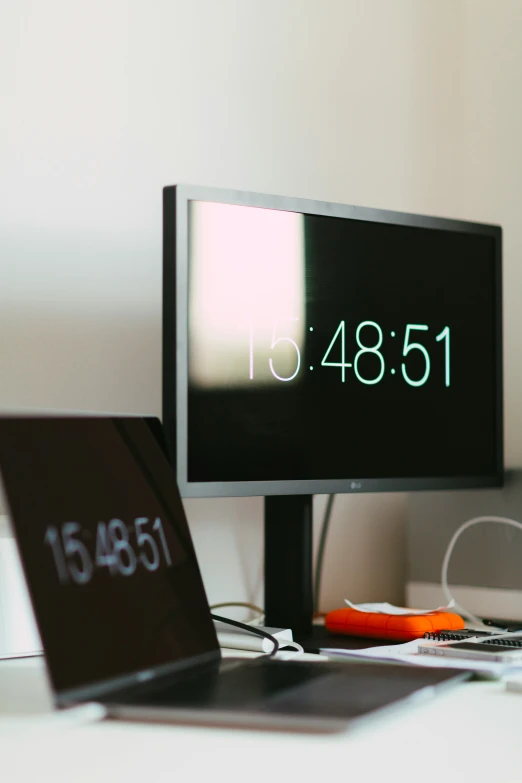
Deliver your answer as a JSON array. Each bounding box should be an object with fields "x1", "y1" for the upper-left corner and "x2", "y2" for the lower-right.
[{"x1": 1, "y1": 0, "x2": 521, "y2": 613}]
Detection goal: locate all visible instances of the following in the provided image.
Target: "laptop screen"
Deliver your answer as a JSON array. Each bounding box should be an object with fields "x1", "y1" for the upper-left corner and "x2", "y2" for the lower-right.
[{"x1": 0, "y1": 417, "x2": 219, "y2": 695}]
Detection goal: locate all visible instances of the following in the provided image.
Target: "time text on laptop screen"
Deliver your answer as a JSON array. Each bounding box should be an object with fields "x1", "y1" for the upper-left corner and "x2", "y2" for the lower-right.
[{"x1": 0, "y1": 417, "x2": 218, "y2": 695}]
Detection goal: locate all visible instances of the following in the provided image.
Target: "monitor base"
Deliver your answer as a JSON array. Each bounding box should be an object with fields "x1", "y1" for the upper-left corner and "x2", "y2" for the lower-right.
[{"x1": 293, "y1": 625, "x2": 400, "y2": 654}]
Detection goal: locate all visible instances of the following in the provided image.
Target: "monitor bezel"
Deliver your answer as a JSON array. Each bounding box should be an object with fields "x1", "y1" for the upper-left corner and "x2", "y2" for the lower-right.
[{"x1": 163, "y1": 184, "x2": 503, "y2": 498}]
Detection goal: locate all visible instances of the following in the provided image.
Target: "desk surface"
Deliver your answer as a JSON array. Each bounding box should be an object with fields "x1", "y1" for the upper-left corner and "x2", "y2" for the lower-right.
[{"x1": 1, "y1": 656, "x2": 522, "y2": 782}]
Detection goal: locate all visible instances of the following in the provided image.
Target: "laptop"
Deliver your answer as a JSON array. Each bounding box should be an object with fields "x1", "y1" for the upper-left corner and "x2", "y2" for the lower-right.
[{"x1": 0, "y1": 416, "x2": 468, "y2": 732}]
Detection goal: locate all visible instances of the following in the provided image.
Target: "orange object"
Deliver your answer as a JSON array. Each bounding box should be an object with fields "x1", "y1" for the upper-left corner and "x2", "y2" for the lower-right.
[{"x1": 325, "y1": 607, "x2": 465, "y2": 642}]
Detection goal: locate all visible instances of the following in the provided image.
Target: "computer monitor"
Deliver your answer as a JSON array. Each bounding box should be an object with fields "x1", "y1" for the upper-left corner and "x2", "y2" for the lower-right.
[{"x1": 163, "y1": 184, "x2": 503, "y2": 639}]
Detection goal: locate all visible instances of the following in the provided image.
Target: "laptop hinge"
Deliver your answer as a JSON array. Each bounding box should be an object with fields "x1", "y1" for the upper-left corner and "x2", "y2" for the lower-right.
[{"x1": 56, "y1": 650, "x2": 221, "y2": 707}]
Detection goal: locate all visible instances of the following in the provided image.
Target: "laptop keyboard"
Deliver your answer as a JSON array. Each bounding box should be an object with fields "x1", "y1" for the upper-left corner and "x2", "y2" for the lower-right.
[
  {"x1": 113, "y1": 658, "x2": 328, "y2": 710},
  {"x1": 106, "y1": 657, "x2": 467, "y2": 720}
]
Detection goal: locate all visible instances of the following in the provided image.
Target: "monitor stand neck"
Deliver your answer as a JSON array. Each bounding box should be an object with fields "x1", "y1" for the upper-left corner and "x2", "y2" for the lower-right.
[{"x1": 264, "y1": 495, "x2": 313, "y2": 639}]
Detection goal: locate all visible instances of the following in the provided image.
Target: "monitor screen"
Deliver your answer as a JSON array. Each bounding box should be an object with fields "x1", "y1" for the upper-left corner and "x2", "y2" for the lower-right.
[
  {"x1": 164, "y1": 186, "x2": 503, "y2": 497},
  {"x1": 0, "y1": 417, "x2": 219, "y2": 696}
]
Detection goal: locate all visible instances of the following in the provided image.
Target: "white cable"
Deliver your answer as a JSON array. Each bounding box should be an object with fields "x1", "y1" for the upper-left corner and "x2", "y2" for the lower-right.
[
  {"x1": 441, "y1": 515, "x2": 522, "y2": 629},
  {"x1": 209, "y1": 602, "x2": 264, "y2": 625}
]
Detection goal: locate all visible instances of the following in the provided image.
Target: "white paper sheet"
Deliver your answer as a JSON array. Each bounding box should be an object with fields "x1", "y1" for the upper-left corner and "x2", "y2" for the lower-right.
[
  {"x1": 321, "y1": 638, "x2": 522, "y2": 678},
  {"x1": 344, "y1": 599, "x2": 455, "y2": 616}
]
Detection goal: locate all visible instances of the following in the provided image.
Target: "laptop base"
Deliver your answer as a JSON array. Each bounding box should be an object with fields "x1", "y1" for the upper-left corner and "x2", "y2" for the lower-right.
[{"x1": 101, "y1": 657, "x2": 469, "y2": 733}]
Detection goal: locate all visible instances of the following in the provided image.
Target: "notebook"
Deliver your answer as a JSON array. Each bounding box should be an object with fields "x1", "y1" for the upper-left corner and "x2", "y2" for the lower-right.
[{"x1": 0, "y1": 416, "x2": 469, "y2": 732}]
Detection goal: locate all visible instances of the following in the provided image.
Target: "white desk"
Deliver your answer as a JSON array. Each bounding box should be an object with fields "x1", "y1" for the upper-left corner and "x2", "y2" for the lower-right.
[{"x1": 1, "y1": 656, "x2": 522, "y2": 782}]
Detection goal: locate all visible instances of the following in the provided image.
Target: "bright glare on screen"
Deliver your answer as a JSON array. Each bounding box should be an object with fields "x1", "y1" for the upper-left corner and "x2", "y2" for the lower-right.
[{"x1": 189, "y1": 201, "x2": 305, "y2": 388}]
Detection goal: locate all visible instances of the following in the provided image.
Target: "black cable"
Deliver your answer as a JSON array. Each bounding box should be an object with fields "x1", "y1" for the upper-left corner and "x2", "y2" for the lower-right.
[
  {"x1": 313, "y1": 494, "x2": 335, "y2": 613},
  {"x1": 211, "y1": 613, "x2": 280, "y2": 657}
]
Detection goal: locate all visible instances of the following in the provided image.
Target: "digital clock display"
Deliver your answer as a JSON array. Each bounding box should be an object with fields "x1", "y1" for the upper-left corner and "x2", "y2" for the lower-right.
[
  {"x1": 187, "y1": 201, "x2": 500, "y2": 483},
  {"x1": 0, "y1": 417, "x2": 218, "y2": 693}
]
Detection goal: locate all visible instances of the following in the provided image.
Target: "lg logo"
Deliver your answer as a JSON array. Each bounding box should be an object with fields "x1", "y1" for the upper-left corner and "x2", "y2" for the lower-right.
[{"x1": 350, "y1": 481, "x2": 362, "y2": 490}]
